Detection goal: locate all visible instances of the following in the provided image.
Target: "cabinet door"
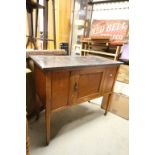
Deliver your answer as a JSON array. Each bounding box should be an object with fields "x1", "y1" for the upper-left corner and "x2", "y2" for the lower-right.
[
  {"x1": 69, "y1": 68, "x2": 105, "y2": 104},
  {"x1": 102, "y1": 66, "x2": 118, "y2": 94}
]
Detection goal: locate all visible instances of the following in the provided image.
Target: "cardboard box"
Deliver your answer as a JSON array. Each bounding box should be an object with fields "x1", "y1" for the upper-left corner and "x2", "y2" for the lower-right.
[
  {"x1": 108, "y1": 81, "x2": 129, "y2": 119},
  {"x1": 91, "y1": 81, "x2": 129, "y2": 119},
  {"x1": 102, "y1": 81, "x2": 128, "y2": 120},
  {"x1": 108, "y1": 92, "x2": 129, "y2": 120}
]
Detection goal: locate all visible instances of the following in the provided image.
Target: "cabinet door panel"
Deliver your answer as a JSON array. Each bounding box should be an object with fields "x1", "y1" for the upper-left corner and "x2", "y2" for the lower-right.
[
  {"x1": 70, "y1": 68, "x2": 105, "y2": 104},
  {"x1": 78, "y1": 72, "x2": 102, "y2": 98}
]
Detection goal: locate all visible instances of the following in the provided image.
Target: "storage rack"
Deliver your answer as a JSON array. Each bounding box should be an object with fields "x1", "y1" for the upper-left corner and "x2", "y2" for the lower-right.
[
  {"x1": 81, "y1": 0, "x2": 129, "y2": 60},
  {"x1": 26, "y1": 0, "x2": 56, "y2": 50}
]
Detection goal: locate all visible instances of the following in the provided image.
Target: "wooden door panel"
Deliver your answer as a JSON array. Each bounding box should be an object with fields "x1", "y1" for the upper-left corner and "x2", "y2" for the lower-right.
[
  {"x1": 70, "y1": 68, "x2": 105, "y2": 104},
  {"x1": 78, "y1": 72, "x2": 102, "y2": 98},
  {"x1": 51, "y1": 71, "x2": 70, "y2": 110}
]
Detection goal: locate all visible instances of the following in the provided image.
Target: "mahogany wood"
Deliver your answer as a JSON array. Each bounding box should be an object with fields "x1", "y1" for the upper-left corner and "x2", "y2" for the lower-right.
[{"x1": 32, "y1": 56, "x2": 122, "y2": 144}]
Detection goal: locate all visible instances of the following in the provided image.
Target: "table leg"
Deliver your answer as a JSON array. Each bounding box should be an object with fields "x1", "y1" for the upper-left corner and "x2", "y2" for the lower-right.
[
  {"x1": 114, "y1": 46, "x2": 121, "y2": 61},
  {"x1": 35, "y1": 94, "x2": 40, "y2": 120},
  {"x1": 45, "y1": 72, "x2": 52, "y2": 145},
  {"x1": 26, "y1": 114, "x2": 30, "y2": 155},
  {"x1": 45, "y1": 107, "x2": 51, "y2": 145},
  {"x1": 101, "y1": 94, "x2": 112, "y2": 115}
]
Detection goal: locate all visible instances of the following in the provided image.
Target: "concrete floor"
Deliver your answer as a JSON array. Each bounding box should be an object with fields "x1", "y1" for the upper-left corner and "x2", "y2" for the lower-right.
[{"x1": 28, "y1": 102, "x2": 128, "y2": 155}]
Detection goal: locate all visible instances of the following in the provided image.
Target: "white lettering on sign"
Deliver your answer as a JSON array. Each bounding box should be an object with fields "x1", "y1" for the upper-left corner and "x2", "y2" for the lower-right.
[
  {"x1": 91, "y1": 20, "x2": 129, "y2": 41},
  {"x1": 121, "y1": 22, "x2": 128, "y2": 30}
]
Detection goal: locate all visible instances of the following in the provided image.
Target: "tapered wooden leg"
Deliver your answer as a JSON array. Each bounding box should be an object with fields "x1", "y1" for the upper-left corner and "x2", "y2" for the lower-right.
[
  {"x1": 101, "y1": 94, "x2": 112, "y2": 115},
  {"x1": 26, "y1": 114, "x2": 30, "y2": 155},
  {"x1": 45, "y1": 108, "x2": 51, "y2": 145},
  {"x1": 35, "y1": 94, "x2": 40, "y2": 120},
  {"x1": 45, "y1": 72, "x2": 52, "y2": 145}
]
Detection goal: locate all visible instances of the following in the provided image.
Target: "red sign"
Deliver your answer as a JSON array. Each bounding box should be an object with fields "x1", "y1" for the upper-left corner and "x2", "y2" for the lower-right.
[{"x1": 90, "y1": 20, "x2": 129, "y2": 41}]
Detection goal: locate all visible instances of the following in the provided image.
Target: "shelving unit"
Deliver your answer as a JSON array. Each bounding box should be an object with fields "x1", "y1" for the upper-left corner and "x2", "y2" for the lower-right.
[
  {"x1": 26, "y1": 0, "x2": 56, "y2": 49},
  {"x1": 70, "y1": 0, "x2": 89, "y2": 55},
  {"x1": 79, "y1": 0, "x2": 129, "y2": 60},
  {"x1": 81, "y1": 38, "x2": 123, "y2": 60}
]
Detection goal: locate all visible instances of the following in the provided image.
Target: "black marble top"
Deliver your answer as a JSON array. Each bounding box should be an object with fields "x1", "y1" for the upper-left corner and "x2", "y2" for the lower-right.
[{"x1": 30, "y1": 55, "x2": 123, "y2": 70}]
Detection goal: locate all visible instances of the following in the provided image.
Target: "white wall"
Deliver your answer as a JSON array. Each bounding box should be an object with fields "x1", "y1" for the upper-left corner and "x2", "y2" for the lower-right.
[{"x1": 92, "y1": 1, "x2": 129, "y2": 20}]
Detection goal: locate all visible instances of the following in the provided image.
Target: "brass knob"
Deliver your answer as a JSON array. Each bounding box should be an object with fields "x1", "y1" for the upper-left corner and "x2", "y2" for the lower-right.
[{"x1": 74, "y1": 82, "x2": 78, "y2": 92}]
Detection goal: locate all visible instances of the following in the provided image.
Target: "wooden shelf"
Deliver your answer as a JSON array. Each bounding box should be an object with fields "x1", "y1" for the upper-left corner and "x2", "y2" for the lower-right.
[
  {"x1": 81, "y1": 40, "x2": 122, "y2": 60},
  {"x1": 81, "y1": 49, "x2": 116, "y2": 57}
]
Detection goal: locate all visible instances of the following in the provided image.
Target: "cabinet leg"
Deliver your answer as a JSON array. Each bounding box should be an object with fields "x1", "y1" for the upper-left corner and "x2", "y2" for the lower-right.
[
  {"x1": 101, "y1": 94, "x2": 112, "y2": 115},
  {"x1": 45, "y1": 72, "x2": 51, "y2": 145},
  {"x1": 45, "y1": 109, "x2": 51, "y2": 145},
  {"x1": 26, "y1": 114, "x2": 30, "y2": 155},
  {"x1": 35, "y1": 94, "x2": 40, "y2": 120}
]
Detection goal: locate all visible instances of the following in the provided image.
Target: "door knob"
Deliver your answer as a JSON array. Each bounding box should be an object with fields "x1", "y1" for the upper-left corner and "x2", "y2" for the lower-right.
[
  {"x1": 109, "y1": 74, "x2": 113, "y2": 77},
  {"x1": 74, "y1": 82, "x2": 78, "y2": 92}
]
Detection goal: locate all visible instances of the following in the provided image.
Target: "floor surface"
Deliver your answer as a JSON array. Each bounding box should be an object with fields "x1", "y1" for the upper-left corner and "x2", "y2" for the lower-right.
[{"x1": 28, "y1": 102, "x2": 128, "y2": 155}]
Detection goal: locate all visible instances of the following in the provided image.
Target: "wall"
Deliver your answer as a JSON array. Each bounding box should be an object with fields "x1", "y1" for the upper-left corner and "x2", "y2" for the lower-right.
[
  {"x1": 26, "y1": 0, "x2": 72, "y2": 50},
  {"x1": 48, "y1": 0, "x2": 72, "y2": 49},
  {"x1": 92, "y1": 1, "x2": 129, "y2": 20}
]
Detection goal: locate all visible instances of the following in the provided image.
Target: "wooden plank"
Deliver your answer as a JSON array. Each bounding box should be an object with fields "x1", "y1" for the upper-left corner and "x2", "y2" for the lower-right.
[
  {"x1": 82, "y1": 50, "x2": 116, "y2": 57},
  {"x1": 59, "y1": 0, "x2": 72, "y2": 44},
  {"x1": 52, "y1": 0, "x2": 56, "y2": 49},
  {"x1": 43, "y1": 0, "x2": 48, "y2": 49}
]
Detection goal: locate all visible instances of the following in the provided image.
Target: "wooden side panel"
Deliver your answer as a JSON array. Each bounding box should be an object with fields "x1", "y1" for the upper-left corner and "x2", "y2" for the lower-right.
[
  {"x1": 34, "y1": 65, "x2": 46, "y2": 105},
  {"x1": 51, "y1": 71, "x2": 70, "y2": 110},
  {"x1": 102, "y1": 66, "x2": 118, "y2": 94}
]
